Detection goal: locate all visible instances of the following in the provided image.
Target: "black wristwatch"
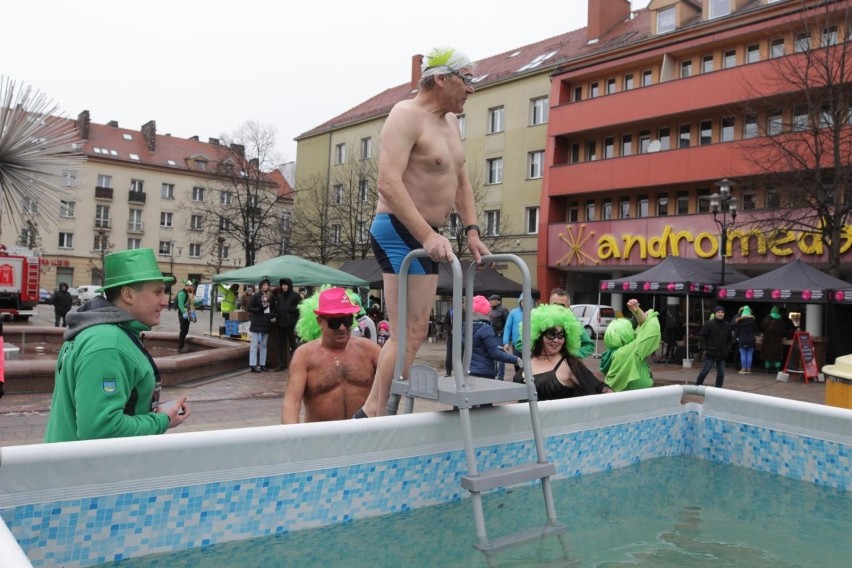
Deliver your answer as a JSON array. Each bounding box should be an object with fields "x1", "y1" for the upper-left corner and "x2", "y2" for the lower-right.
[{"x1": 463, "y1": 224, "x2": 481, "y2": 236}]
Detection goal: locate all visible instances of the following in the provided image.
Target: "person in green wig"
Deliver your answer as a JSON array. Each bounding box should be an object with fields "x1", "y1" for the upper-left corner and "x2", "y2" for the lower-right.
[
  {"x1": 45, "y1": 248, "x2": 191, "y2": 442},
  {"x1": 600, "y1": 299, "x2": 660, "y2": 391},
  {"x1": 512, "y1": 304, "x2": 612, "y2": 399},
  {"x1": 761, "y1": 306, "x2": 787, "y2": 374}
]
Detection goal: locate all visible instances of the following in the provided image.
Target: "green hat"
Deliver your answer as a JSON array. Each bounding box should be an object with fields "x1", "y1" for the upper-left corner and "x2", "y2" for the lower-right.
[
  {"x1": 742, "y1": 306, "x2": 752, "y2": 317},
  {"x1": 97, "y1": 248, "x2": 175, "y2": 293}
]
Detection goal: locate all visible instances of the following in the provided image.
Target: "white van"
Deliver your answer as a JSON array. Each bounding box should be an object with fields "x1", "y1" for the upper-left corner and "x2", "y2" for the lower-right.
[
  {"x1": 76, "y1": 285, "x2": 103, "y2": 304},
  {"x1": 570, "y1": 304, "x2": 616, "y2": 338}
]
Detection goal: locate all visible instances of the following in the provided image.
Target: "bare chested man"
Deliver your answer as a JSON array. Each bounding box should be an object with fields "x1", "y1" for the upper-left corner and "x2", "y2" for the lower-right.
[
  {"x1": 282, "y1": 288, "x2": 380, "y2": 424},
  {"x1": 354, "y1": 46, "x2": 489, "y2": 418}
]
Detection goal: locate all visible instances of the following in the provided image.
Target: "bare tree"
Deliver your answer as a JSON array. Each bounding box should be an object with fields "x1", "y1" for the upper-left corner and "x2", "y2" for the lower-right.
[
  {"x1": 88, "y1": 229, "x2": 115, "y2": 284},
  {"x1": 287, "y1": 171, "x2": 339, "y2": 264},
  {"x1": 331, "y1": 153, "x2": 379, "y2": 260},
  {"x1": 445, "y1": 166, "x2": 511, "y2": 259},
  {"x1": 739, "y1": 1, "x2": 852, "y2": 276},
  {"x1": 187, "y1": 121, "x2": 289, "y2": 267}
]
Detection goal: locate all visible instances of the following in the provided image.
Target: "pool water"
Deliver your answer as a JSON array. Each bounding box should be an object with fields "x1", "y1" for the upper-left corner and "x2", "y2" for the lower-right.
[{"x1": 101, "y1": 456, "x2": 851, "y2": 567}]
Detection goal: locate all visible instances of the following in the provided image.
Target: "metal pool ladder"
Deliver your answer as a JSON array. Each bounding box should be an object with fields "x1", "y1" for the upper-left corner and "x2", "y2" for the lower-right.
[{"x1": 386, "y1": 251, "x2": 566, "y2": 555}]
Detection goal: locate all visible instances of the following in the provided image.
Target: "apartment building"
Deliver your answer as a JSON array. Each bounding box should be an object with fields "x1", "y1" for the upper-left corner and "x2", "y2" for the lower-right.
[{"x1": 27, "y1": 111, "x2": 290, "y2": 292}]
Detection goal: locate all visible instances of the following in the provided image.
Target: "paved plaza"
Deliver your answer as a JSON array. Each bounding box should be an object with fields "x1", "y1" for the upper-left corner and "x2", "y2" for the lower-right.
[{"x1": 0, "y1": 303, "x2": 833, "y2": 447}]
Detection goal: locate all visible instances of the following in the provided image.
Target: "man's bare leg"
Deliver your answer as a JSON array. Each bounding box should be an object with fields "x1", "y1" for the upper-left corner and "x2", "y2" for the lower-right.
[{"x1": 361, "y1": 272, "x2": 437, "y2": 416}]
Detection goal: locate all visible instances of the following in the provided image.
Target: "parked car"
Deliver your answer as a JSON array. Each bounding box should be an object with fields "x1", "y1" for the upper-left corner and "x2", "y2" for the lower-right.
[
  {"x1": 77, "y1": 285, "x2": 103, "y2": 304},
  {"x1": 570, "y1": 304, "x2": 616, "y2": 338},
  {"x1": 39, "y1": 288, "x2": 51, "y2": 303},
  {"x1": 193, "y1": 283, "x2": 224, "y2": 311}
]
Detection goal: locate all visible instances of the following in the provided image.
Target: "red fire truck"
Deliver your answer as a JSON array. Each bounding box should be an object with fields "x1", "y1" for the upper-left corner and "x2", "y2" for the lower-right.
[{"x1": 0, "y1": 244, "x2": 40, "y2": 320}]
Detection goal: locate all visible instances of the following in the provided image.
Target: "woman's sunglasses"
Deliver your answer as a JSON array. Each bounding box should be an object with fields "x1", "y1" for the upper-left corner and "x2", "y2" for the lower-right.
[{"x1": 542, "y1": 329, "x2": 565, "y2": 341}]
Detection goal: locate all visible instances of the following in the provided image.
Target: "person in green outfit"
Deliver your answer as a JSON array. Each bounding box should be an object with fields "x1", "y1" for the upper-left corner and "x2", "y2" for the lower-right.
[
  {"x1": 218, "y1": 283, "x2": 240, "y2": 320},
  {"x1": 44, "y1": 248, "x2": 191, "y2": 443},
  {"x1": 600, "y1": 298, "x2": 660, "y2": 392}
]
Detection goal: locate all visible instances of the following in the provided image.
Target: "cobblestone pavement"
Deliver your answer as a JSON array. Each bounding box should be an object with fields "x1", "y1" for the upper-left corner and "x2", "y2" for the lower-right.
[{"x1": 0, "y1": 305, "x2": 833, "y2": 447}]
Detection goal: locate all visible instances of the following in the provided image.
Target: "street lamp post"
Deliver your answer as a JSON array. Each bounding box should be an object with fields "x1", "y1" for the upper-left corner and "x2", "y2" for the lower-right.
[{"x1": 706, "y1": 179, "x2": 738, "y2": 286}]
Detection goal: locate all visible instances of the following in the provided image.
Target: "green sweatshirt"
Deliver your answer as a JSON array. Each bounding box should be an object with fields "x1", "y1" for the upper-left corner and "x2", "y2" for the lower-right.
[
  {"x1": 44, "y1": 297, "x2": 169, "y2": 442},
  {"x1": 603, "y1": 311, "x2": 661, "y2": 392}
]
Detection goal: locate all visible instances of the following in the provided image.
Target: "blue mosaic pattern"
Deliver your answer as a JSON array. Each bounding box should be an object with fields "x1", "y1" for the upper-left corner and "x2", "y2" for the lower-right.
[{"x1": 2, "y1": 410, "x2": 850, "y2": 567}]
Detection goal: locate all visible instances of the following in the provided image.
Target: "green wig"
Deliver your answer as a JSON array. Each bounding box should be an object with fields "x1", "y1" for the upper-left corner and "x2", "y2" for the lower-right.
[
  {"x1": 521, "y1": 304, "x2": 585, "y2": 357},
  {"x1": 604, "y1": 318, "x2": 636, "y2": 350},
  {"x1": 295, "y1": 285, "x2": 360, "y2": 342}
]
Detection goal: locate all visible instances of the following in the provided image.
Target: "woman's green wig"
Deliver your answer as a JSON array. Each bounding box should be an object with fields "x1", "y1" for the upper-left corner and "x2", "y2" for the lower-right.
[{"x1": 522, "y1": 304, "x2": 585, "y2": 356}]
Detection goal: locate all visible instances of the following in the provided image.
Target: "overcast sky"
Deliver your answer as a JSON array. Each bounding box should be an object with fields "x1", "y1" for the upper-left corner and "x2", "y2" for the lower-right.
[{"x1": 3, "y1": 1, "x2": 648, "y2": 162}]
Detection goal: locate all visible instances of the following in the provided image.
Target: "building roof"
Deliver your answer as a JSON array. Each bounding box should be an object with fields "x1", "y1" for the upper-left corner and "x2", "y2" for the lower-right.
[{"x1": 296, "y1": 9, "x2": 652, "y2": 139}]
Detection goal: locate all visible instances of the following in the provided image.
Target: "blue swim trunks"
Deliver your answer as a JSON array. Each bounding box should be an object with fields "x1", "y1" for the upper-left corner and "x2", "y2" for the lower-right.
[{"x1": 370, "y1": 213, "x2": 440, "y2": 275}]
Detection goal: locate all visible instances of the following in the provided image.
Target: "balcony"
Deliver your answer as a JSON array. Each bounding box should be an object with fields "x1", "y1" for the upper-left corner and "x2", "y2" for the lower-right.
[
  {"x1": 128, "y1": 191, "x2": 147, "y2": 203},
  {"x1": 94, "y1": 217, "x2": 112, "y2": 229},
  {"x1": 95, "y1": 186, "x2": 113, "y2": 200},
  {"x1": 127, "y1": 221, "x2": 145, "y2": 234}
]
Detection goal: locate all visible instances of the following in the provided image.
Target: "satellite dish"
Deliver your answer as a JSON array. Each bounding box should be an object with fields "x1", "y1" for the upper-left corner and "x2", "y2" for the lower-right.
[{"x1": 647, "y1": 140, "x2": 662, "y2": 153}]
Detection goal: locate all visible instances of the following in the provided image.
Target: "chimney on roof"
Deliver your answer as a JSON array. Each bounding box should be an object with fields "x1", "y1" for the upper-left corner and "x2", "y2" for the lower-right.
[
  {"x1": 230, "y1": 143, "x2": 245, "y2": 157},
  {"x1": 107, "y1": 120, "x2": 119, "y2": 127},
  {"x1": 411, "y1": 54, "x2": 423, "y2": 90},
  {"x1": 141, "y1": 120, "x2": 156, "y2": 152},
  {"x1": 209, "y1": 137, "x2": 220, "y2": 145},
  {"x1": 77, "y1": 110, "x2": 90, "y2": 140},
  {"x1": 249, "y1": 157, "x2": 259, "y2": 170},
  {"x1": 189, "y1": 135, "x2": 199, "y2": 141},
  {"x1": 587, "y1": 0, "x2": 631, "y2": 42}
]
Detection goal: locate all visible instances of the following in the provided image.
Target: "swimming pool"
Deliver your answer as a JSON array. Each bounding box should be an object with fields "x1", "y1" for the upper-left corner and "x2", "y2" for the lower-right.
[{"x1": 1, "y1": 385, "x2": 850, "y2": 567}]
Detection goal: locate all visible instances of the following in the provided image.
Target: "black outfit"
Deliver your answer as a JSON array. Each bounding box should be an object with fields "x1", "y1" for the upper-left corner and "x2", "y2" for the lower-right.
[
  {"x1": 512, "y1": 356, "x2": 608, "y2": 400},
  {"x1": 660, "y1": 306, "x2": 681, "y2": 362},
  {"x1": 176, "y1": 288, "x2": 191, "y2": 351},
  {"x1": 695, "y1": 316, "x2": 734, "y2": 388},
  {"x1": 443, "y1": 309, "x2": 453, "y2": 375},
  {"x1": 248, "y1": 290, "x2": 276, "y2": 333},
  {"x1": 50, "y1": 285, "x2": 74, "y2": 328},
  {"x1": 488, "y1": 303, "x2": 509, "y2": 338},
  {"x1": 273, "y1": 279, "x2": 301, "y2": 371}
]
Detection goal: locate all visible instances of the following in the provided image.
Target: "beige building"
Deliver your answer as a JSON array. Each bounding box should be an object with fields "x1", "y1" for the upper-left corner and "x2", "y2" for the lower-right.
[{"x1": 26, "y1": 111, "x2": 290, "y2": 293}]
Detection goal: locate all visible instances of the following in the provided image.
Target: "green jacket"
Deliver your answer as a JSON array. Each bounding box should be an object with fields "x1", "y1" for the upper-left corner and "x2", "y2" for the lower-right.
[
  {"x1": 217, "y1": 284, "x2": 238, "y2": 314},
  {"x1": 602, "y1": 311, "x2": 660, "y2": 392},
  {"x1": 44, "y1": 297, "x2": 169, "y2": 443},
  {"x1": 176, "y1": 288, "x2": 191, "y2": 317}
]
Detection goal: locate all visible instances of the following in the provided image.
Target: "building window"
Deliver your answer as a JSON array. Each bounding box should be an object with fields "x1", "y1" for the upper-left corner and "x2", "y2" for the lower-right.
[
  {"x1": 360, "y1": 137, "x2": 372, "y2": 160},
  {"x1": 658, "y1": 127, "x2": 671, "y2": 150},
  {"x1": 130, "y1": 179, "x2": 144, "y2": 192},
  {"x1": 793, "y1": 105, "x2": 809, "y2": 131},
  {"x1": 621, "y1": 134, "x2": 633, "y2": 157},
  {"x1": 679, "y1": 124, "x2": 691, "y2": 148},
  {"x1": 333, "y1": 184, "x2": 344, "y2": 205},
  {"x1": 604, "y1": 137, "x2": 615, "y2": 159},
  {"x1": 357, "y1": 222, "x2": 369, "y2": 244},
  {"x1": 488, "y1": 106, "x2": 505, "y2": 133},
  {"x1": 721, "y1": 116, "x2": 735, "y2": 142},
  {"x1": 573, "y1": 86, "x2": 582, "y2": 102},
  {"x1": 358, "y1": 179, "x2": 369, "y2": 202},
  {"x1": 680, "y1": 60, "x2": 692, "y2": 78},
  {"x1": 570, "y1": 143, "x2": 580, "y2": 164},
  {"x1": 220, "y1": 191, "x2": 232, "y2": 205},
  {"x1": 129, "y1": 209, "x2": 143, "y2": 231},
  {"x1": 192, "y1": 186, "x2": 204, "y2": 201},
  {"x1": 639, "y1": 131, "x2": 651, "y2": 153},
  {"x1": 746, "y1": 44, "x2": 760, "y2": 64},
  {"x1": 335, "y1": 143, "x2": 346, "y2": 164},
  {"x1": 484, "y1": 210, "x2": 501, "y2": 236},
  {"x1": 657, "y1": 194, "x2": 669, "y2": 216},
  {"x1": 623, "y1": 74, "x2": 634, "y2": 90},
  {"x1": 160, "y1": 212, "x2": 173, "y2": 228},
  {"x1": 94, "y1": 233, "x2": 111, "y2": 252},
  {"x1": 60, "y1": 200, "x2": 75, "y2": 218},
  {"x1": 642, "y1": 70, "x2": 653, "y2": 86},
  {"x1": 795, "y1": 32, "x2": 810, "y2": 53},
  {"x1": 95, "y1": 204, "x2": 110, "y2": 228},
  {"x1": 446, "y1": 213, "x2": 461, "y2": 235},
  {"x1": 330, "y1": 224, "x2": 342, "y2": 245},
  {"x1": 191, "y1": 215, "x2": 203, "y2": 230},
  {"x1": 586, "y1": 141, "x2": 597, "y2": 161},
  {"x1": 771, "y1": 38, "x2": 785, "y2": 58},
  {"x1": 161, "y1": 183, "x2": 174, "y2": 199},
  {"x1": 219, "y1": 217, "x2": 231, "y2": 231},
  {"x1": 676, "y1": 191, "x2": 689, "y2": 215},
  {"x1": 768, "y1": 111, "x2": 783, "y2": 135},
  {"x1": 193, "y1": 159, "x2": 207, "y2": 171},
  {"x1": 638, "y1": 195, "x2": 649, "y2": 217},
  {"x1": 741, "y1": 189, "x2": 757, "y2": 211},
  {"x1": 723, "y1": 49, "x2": 736, "y2": 68},
  {"x1": 823, "y1": 26, "x2": 838, "y2": 47},
  {"x1": 23, "y1": 197, "x2": 38, "y2": 215},
  {"x1": 585, "y1": 200, "x2": 596, "y2": 221},
  {"x1": 58, "y1": 232, "x2": 73, "y2": 249},
  {"x1": 697, "y1": 188, "x2": 711, "y2": 213},
  {"x1": 158, "y1": 241, "x2": 173, "y2": 256},
  {"x1": 709, "y1": 0, "x2": 730, "y2": 19},
  {"x1": 606, "y1": 78, "x2": 616, "y2": 95},
  {"x1": 657, "y1": 6, "x2": 675, "y2": 34},
  {"x1": 602, "y1": 199, "x2": 612, "y2": 220},
  {"x1": 700, "y1": 120, "x2": 713, "y2": 145},
  {"x1": 619, "y1": 197, "x2": 631, "y2": 219},
  {"x1": 702, "y1": 54, "x2": 714, "y2": 73},
  {"x1": 568, "y1": 201, "x2": 579, "y2": 223},
  {"x1": 189, "y1": 243, "x2": 202, "y2": 258},
  {"x1": 62, "y1": 169, "x2": 77, "y2": 187},
  {"x1": 457, "y1": 115, "x2": 466, "y2": 139},
  {"x1": 486, "y1": 157, "x2": 503, "y2": 184},
  {"x1": 766, "y1": 188, "x2": 780, "y2": 209},
  {"x1": 744, "y1": 114, "x2": 758, "y2": 139},
  {"x1": 525, "y1": 206, "x2": 539, "y2": 234},
  {"x1": 127, "y1": 238, "x2": 141, "y2": 250},
  {"x1": 528, "y1": 151, "x2": 544, "y2": 179},
  {"x1": 221, "y1": 245, "x2": 230, "y2": 260},
  {"x1": 97, "y1": 174, "x2": 112, "y2": 188},
  {"x1": 530, "y1": 96, "x2": 549, "y2": 125},
  {"x1": 589, "y1": 82, "x2": 600, "y2": 98}
]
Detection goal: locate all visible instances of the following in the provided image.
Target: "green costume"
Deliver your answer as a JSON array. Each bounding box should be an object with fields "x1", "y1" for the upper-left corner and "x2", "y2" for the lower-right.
[
  {"x1": 217, "y1": 284, "x2": 238, "y2": 315},
  {"x1": 44, "y1": 298, "x2": 169, "y2": 442},
  {"x1": 600, "y1": 311, "x2": 660, "y2": 392}
]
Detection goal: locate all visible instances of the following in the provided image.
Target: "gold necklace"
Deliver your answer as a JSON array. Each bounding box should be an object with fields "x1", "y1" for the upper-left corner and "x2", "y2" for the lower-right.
[{"x1": 322, "y1": 343, "x2": 349, "y2": 367}]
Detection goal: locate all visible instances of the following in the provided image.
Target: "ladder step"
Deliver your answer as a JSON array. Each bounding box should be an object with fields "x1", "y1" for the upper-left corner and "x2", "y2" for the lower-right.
[
  {"x1": 390, "y1": 374, "x2": 532, "y2": 408},
  {"x1": 461, "y1": 461, "x2": 556, "y2": 492},
  {"x1": 474, "y1": 522, "x2": 566, "y2": 554}
]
